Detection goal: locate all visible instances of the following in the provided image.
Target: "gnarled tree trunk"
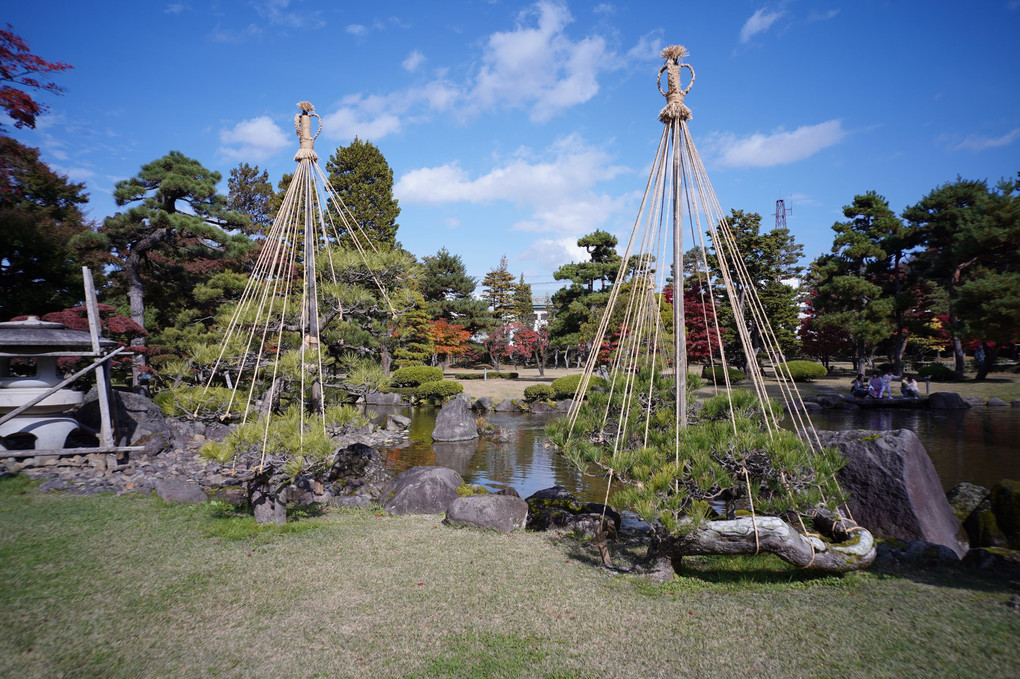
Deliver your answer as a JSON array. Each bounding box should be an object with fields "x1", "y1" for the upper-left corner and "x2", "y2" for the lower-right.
[{"x1": 643, "y1": 514, "x2": 876, "y2": 580}]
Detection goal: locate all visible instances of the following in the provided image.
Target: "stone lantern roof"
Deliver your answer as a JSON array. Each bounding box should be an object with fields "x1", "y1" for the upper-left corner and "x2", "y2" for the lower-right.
[{"x1": 0, "y1": 316, "x2": 116, "y2": 356}]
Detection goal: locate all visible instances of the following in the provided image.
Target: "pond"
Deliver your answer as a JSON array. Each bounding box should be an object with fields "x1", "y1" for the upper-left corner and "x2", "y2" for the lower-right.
[{"x1": 370, "y1": 405, "x2": 1020, "y2": 503}]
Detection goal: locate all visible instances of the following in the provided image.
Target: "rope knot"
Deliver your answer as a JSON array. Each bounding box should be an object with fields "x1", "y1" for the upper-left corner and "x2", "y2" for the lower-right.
[
  {"x1": 293, "y1": 101, "x2": 321, "y2": 162},
  {"x1": 658, "y1": 45, "x2": 695, "y2": 123}
]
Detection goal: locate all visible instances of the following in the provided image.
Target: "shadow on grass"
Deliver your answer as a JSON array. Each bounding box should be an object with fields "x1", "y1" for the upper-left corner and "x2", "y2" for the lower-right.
[{"x1": 551, "y1": 530, "x2": 1020, "y2": 595}]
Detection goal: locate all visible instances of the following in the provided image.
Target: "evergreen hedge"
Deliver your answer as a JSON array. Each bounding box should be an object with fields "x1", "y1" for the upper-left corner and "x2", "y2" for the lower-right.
[
  {"x1": 390, "y1": 365, "x2": 444, "y2": 387},
  {"x1": 551, "y1": 374, "x2": 607, "y2": 400},
  {"x1": 917, "y1": 363, "x2": 958, "y2": 381},
  {"x1": 523, "y1": 384, "x2": 556, "y2": 402},
  {"x1": 414, "y1": 380, "x2": 464, "y2": 401},
  {"x1": 701, "y1": 366, "x2": 747, "y2": 383},
  {"x1": 778, "y1": 360, "x2": 828, "y2": 382}
]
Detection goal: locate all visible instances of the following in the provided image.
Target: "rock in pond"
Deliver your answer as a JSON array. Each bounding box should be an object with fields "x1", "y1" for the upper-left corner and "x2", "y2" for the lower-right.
[
  {"x1": 927, "y1": 392, "x2": 970, "y2": 410},
  {"x1": 815, "y1": 429, "x2": 969, "y2": 558},
  {"x1": 445, "y1": 494, "x2": 529, "y2": 533},
  {"x1": 432, "y1": 398, "x2": 479, "y2": 442},
  {"x1": 381, "y1": 466, "x2": 463, "y2": 515},
  {"x1": 525, "y1": 485, "x2": 621, "y2": 538}
]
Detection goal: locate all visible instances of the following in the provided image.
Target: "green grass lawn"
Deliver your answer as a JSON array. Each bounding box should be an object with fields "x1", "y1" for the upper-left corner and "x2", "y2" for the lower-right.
[{"x1": 1, "y1": 476, "x2": 1018, "y2": 678}]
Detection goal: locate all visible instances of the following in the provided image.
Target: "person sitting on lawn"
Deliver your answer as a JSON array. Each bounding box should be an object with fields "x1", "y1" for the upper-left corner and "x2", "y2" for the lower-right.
[
  {"x1": 851, "y1": 374, "x2": 869, "y2": 398},
  {"x1": 868, "y1": 372, "x2": 884, "y2": 398},
  {"x1": 901, "y1": 374, "x2": 920, "y2": 399},
  {"x1": 881, "y1": 369, "x2": 901, "y2": 399}
]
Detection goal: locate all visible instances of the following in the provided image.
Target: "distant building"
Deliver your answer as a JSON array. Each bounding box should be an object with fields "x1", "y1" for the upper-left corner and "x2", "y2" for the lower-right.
[{"x1": 532, "y1": 296, "x2": 551, "y2": 330}]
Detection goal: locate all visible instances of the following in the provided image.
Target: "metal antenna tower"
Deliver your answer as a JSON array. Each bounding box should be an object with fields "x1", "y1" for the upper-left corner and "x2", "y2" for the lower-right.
[{"x1": 773, "y1": 198, "x2": 792, "y2": 230}]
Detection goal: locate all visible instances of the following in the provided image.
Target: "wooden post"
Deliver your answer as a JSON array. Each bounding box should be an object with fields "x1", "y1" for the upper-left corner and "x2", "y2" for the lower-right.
[{"x1": 83, "y1": 267, "x2": 116, "y2": 448}]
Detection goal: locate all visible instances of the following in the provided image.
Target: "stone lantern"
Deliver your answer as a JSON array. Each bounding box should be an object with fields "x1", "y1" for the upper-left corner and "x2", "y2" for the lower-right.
[{"x1": 0, "y1": 316, "x2": 116, "y2": 451}]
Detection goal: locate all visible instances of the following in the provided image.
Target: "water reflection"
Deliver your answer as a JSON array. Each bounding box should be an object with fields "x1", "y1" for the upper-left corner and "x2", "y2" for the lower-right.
[
  {"x1": 368, "y1": 406, "x2": 615, "y2": 503},
  {"x1": 786, "y1": 407, "x2": 1020, "y2": 490},
  {"x1": 371, "y1": 404, "x2": 1020, "y2": 503}
]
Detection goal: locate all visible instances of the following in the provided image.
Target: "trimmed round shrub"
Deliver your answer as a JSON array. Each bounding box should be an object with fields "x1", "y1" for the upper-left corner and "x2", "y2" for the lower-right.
[
  {"x1": 390, "y1": 365, "x2": 443, "y2": 387},
  {"x1": 778, "y1": 360, "x2": 828, "y2": 382},
  {"x1": 701, "y1": 365, "x2": 746, "y2": 383},
  {"x1": 523, "y1": 384, "x2": 556, "y2": 402},
  {"x1": 551, "y1": 374, "x2": 607, "y2": 400},
  {"x1": 414, "y1": 379, "x2": 464, "y2": 400},
  {"x1": 918, "y1": 363, "x2": 958, "y2": 381}
]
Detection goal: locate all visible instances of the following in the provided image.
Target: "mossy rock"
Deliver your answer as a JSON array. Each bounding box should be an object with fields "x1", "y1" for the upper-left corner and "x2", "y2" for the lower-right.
[
  {"x1": 456, "y1": 483, "x2": 491, "y2": 497},
  {"x1": 963, "y1": 499, "x2": 1008, "y2": 549},
  {"x1": 946, "y1": 482, "x2": 990, "y2": 523},
  {"x1": 989, "y1": 480, "x2": 1020, "y2": 549}
]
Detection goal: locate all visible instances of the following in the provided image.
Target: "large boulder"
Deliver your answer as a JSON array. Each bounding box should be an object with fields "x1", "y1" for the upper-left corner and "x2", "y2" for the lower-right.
[
  {"x1": 363, "y1": 391, "x2": 403, "y2": 406},
  {"x1": 77, "y1": 388, "x2": 172, "y2": 446},
  {"x1": 814, "y1": 429, "x2": 969, "y2": 558},
  {"x1": 380, "y1": 466, "x2": 463, "y2": 515},
  {"x1": 432, "y1": 397, "x2": 479, "y2": 442},
  {"x1": 471, "y1": 397, "x2": 493, "y2": 412},
  {"x1": 492, "y1": 399, "x2": 520, "y2": 413},
  {"x1": 384, "y1": 414, "x2": 411, "y2": 432},
  {"x1": 445, "y1": 494, "x2": 529, "y2": 533},
  {"x1": 328, "y1": 442, "x2": 390, "y2": 488},
  {"x1": 928, "y1": 392, "x2": 970, "y2": 410}
]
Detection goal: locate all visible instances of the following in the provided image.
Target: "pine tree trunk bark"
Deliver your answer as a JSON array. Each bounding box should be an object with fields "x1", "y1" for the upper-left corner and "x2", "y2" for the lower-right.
[{"x1": 646, "y1": 515, "x2": 875, "y2": 577}]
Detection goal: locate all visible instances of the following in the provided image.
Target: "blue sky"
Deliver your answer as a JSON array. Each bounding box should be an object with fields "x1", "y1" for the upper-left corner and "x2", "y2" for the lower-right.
[{"x1": 7, "y1": 1, "x2": 1019, "y2": 296}]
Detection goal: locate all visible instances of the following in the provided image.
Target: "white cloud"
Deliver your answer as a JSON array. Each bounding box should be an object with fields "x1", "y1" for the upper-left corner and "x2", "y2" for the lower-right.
[
  {"x1": 253, "y1": 0, "x2": 324, "y2": 29},
  {"x1": 712, "y1": 120, "x2": 847, "y2": 168},
  {"x1": 321, "y1": 93, "x2": 407, "y2": 141},
  {"x1": 471, "y1": 0, "x2": 611, "y2": 122},
  {"x1": 402, "y1": 50, "x2": 425, "y2": 72},
  {"x1": 319, "y1": 1, "x2": 612, "y2": 142},
  {"x1": 518, "y1": 237, "x2": 589, "y2": 272},
  {"x1": 209, "y1": 23, "x2": 262, "y2": 43},
  {"x1": 395, "y1": 134, "x2": 627, "y2": 236},
  {"x1": 626, "y1": 31, "x2": 663, "y2": 61},
  {"x1": 952, "y1": 128, "x2": 1020, "y2": 151},
  {"x1": 164, "y1": 3, "x2": 186, "y2": 15},
  {"x1": 740, "y1": 7, "x2": 784, "y2": 44},
  {"x1": 219, "y1": 115, "x2": 290, "y2": 161}
]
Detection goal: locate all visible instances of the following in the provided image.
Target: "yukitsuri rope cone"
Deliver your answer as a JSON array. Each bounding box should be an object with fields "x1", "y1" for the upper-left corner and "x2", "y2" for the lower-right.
[
  {"x1": 547, "y1": 46, "x2": 875, "y2": 576},
  {"x1": 196, "y1": 102, "x2": 396, "y2": 479}
]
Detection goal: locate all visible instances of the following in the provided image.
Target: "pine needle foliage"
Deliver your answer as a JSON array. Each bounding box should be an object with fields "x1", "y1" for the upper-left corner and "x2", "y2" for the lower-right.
[{"x1": 546, "y1": 371, "x2": 847, "y2": 534}]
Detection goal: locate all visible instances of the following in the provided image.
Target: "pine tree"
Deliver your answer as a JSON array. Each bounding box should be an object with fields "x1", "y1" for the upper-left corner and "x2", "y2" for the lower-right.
[
  {"x1": 392, "y1": 291, "x2": 435, "y2": 367},
  {"x1": 548, "y1": 230, "x2": 622, "y2": 362},
  {"x1": 482, "y1": 255, "x2": 517, "y2": 323},
  {"x1": 72, "y1": 151, "x2": 252, "y2": 386},
  {"x1": 513, "y1": 273, "x2": 535, "y2": 327},
  {"x1": 420, "y1": 247, "x2": 494, "y2": 335},
  {"x1": 227, "y1": 162, "x2": 275, "y2": 237},
  {"x1": 324, "y1": 138, "x2": 400, "y2": 249}
]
